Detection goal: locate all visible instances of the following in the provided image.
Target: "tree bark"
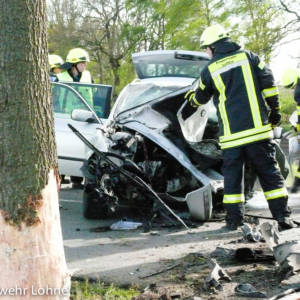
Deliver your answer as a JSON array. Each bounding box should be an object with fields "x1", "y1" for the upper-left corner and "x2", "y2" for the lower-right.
[
  {"x1": 0, "y1": 0, "x2": 69, "y2": 298},
  {"x1": 0, "y1": 170, "x2": 70, "y2": 299}
]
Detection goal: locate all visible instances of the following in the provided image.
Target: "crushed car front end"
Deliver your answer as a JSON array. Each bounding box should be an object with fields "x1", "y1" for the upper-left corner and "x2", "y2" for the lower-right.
[{"x1": 81, "y1": 74, "x2": 224, "y2": 222}]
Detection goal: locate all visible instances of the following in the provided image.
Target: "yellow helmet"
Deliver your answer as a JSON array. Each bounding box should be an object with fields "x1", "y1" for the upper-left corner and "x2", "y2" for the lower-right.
[
  {"x1": 281, "y1": 68, "x2": 300, "y2": 88},
  {"x1": 66, "y1": 48, "x2": 90, "y2": 64},
  {"x1": 200, "y1": 24, "x2": 230, "y2": 48},
  {"x1": 49, "y1": 54, "x2": 64, "y2": 69}
]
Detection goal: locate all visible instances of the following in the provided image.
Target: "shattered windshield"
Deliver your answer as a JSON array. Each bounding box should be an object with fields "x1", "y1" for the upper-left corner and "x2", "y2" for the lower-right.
[{"x1": 113, "y1": 81, "x2": 182, "y2": 117}]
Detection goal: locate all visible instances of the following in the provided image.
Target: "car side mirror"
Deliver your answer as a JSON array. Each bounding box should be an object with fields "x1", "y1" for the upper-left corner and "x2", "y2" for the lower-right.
[{"x1": 71, "y1": 109, "x2": 98, "y2": 123}]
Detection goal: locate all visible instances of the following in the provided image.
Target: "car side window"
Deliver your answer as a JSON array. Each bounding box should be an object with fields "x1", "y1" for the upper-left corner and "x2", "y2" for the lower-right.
[
  {"x1": 60, "y1": 82, "x2": 112, "y2": 119},
  {"x1": 52, "y1": 83, "x2": 90, "y2": 118}
]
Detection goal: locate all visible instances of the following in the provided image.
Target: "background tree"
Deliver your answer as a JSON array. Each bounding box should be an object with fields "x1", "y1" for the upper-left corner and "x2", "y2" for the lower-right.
[
  {"x1": 126, "y1": 0, "x2": 167, "y2": 50},
  {"x1": 0, "y1": 0, "x2": 69, "y2": 297},
  {"x1": 277, "y1": 0, "x2": 300, "y2": 34},
  {"x1": 47, "y1": 0, "x2": 84, "y2": 57},
  {"x1": 158, "y1": 0, "x2": 229, "y2": 50},
  {"x1": 232, "y1": 0, "x2": 285, "y2": 63},
  {"x1": 79, "y1": 0, "x2": 146, "y2": 95},
  {"x1": 45, "y1": 0, "x2": 296, "y2": 95},
  {"x1": 276, "y1": 0, "x2": 300, "y2": 62}
]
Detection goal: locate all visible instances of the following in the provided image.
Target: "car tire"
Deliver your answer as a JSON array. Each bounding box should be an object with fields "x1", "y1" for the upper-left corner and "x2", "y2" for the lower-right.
[{"x1": 82, "y1": 183, "x2": 108, "y2": 219}]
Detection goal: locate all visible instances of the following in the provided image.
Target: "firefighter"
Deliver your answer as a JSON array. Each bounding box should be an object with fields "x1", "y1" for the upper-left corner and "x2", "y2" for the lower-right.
[
  {"x1": 185, "y1": 24, "x2": 295, "y2": 231},
  {"x1": 281, "y1": 67, "x2": 300, "y2": 193},
  {"x1": 57, "y1": 48, "x2": 93, "y2": 189},
  {"x1": 58, "y1": 48, "x2": 92, "y2": 80},
  {"x1": 58, "y1": 48, "x2": 94, "y2": 106},
  {"x1": 49, "y1": 54, "x2": 64, "y2": 82}
]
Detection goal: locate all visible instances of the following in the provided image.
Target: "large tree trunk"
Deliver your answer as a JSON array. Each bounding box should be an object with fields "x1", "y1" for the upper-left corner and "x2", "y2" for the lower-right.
[{"x1": 0, "y1": 0, "x2": 69, "y2": 299}]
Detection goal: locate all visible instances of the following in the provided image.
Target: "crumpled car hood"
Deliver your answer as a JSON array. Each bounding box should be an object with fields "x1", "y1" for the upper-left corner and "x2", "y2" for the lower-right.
[{"x1": 119, "y1": 104, "x2": 212, "y2": 187}]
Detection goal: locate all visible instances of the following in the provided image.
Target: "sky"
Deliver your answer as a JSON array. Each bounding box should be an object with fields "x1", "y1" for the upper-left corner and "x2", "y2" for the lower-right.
[{"x1": 270, "y1": 37, "x2": 300, "y2": 83}]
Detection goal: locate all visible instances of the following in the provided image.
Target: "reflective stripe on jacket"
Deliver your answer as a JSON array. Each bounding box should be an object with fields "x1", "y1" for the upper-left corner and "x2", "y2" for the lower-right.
[{"x1": 193, "y1": 41, "x2": 279, "y2": 149}]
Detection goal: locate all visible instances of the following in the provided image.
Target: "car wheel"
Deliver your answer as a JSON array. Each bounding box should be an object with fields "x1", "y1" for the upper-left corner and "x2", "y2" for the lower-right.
[{"x1": 82, "y1": 181, "x2": 109, "y2": 219}]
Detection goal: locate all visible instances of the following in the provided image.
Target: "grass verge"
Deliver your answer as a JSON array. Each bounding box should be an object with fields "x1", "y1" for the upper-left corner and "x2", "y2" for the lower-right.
[{"x1": 70, "y1": 279, "x2": 140, "y2": 300}]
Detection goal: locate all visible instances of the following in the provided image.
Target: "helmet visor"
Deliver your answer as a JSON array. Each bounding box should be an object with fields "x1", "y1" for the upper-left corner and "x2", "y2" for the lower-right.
[{"x1": 78, "y1": 56, "x2": 88, "y2": 62}]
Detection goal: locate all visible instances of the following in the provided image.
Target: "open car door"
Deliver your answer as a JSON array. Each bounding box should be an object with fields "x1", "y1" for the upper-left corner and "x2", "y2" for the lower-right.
[
  {"x1": 52, "y1": 82, "x2": 111, "y2": 177},
  {"x1": 61, "y1": 81, "x2": 112, "y2": 118}
]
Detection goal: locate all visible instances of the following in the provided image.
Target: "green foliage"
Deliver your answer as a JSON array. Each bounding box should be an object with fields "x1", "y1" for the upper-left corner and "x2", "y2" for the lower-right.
[
  {"x1": 47, "y1": 0, "x2": 83, "y2": 59},
  {"x1": 279, "y1": 86, "x2": 297, "y2": 125},
  {"x1": 46, "y1": 0, "x2": 299, "y2": 98},
  {"x1": 231, "y1": 0, "x2": 285, "y2": 63},
  {"x1": 70, "y1": 280, "x2": 140, "y2": 300},
  {"x1": 116, "y1": 59, "x2": 136, "y2": 96},
  {"x1": 151, "y1": 0, "x2": 229, "y2": 50}
]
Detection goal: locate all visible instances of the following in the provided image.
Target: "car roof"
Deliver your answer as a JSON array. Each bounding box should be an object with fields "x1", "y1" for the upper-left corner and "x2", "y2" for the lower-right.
[{"x1": 132, "y1": 49, "x2": 209, "y2": 59}]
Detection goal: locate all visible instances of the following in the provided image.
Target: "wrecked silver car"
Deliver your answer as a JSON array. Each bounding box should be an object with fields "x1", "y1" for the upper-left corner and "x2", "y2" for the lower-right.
[
  {"x1": 70, "y1": 50, "x2": 288, "y2": 224},
  {"x1": 72, "y1": 50, "x2": 225, "y2": 222}
]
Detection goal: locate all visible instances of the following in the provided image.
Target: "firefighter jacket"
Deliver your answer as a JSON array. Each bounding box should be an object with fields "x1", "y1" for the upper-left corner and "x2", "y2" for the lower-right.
[
  {"x1": 192, "y1": 39, "x2": 279, "y2": 149},
  {"x1": 294, "y1": 78, "x2": 300, "y2": 124},
  {"x1": 56, "y1": 70, "x2": 93, "y2": 107},
  {"x1": 56, "y1": 69, "x2": 92, "y2": 83}
]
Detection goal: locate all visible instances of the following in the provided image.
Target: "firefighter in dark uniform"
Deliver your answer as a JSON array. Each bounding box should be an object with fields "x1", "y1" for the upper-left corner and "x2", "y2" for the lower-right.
[
  {"x1": 185, "y1": 24, "x2": 295, "y2": 231},
  {"x1": 281, "y1": 67, "x2": 300, "y2": 193}
]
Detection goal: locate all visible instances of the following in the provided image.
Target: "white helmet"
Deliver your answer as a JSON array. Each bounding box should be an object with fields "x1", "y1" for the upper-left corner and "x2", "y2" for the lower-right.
[{"x1": 49, "y1": 54, "x2": 64, "y2": 70}]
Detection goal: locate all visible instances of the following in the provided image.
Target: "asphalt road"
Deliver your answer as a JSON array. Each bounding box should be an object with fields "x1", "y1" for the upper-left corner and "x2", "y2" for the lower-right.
[{"x1": 58, "y1": 182, "x2": 300, "y2": 287}]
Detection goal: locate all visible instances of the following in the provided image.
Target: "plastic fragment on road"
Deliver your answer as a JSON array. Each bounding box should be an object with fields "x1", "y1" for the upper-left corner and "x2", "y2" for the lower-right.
[{"x1": 110, "y1": 220, "x2": 143, "y2": 230}]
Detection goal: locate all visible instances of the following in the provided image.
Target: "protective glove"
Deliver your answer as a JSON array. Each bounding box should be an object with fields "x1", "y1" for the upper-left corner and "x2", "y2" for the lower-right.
[
  {"x1": 184, "y1": 90, "x2": 199, "y2": 108},
  {"x1": 268, "y1": 109, "x2": 281, "y2": 128}
]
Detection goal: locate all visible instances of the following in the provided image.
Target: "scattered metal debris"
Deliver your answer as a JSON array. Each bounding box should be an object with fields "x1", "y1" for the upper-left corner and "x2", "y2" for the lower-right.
[
  {"x1": 260, "y1": 222, "x2": 300, "y2": 280},
  {"x1": 234, "y1": 283, "x2": 267, "y2": 298},
  {"x1": 205, "y1": 258, "x2": 231, "y2": 291},
  {"x1": 241, "y1": 223, "x2": 264, "y2": 242},
  {"x1": 260, "y1": 222, "x2": 281, "y2": 247},
  {"x1": 274, "y1": 241, "x2": 300, "y2": 279}
]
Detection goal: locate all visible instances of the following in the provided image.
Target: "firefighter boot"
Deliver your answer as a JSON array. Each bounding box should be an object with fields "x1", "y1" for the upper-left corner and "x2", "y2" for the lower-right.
[
  {"x1": 268, "y1": 197, "x2": 297, "y2": 231},
  {"x1": 224, "y1": 203, "x2": 244, "y2": 230},
  {"x1": 290, "y1": 177, "x2": 300, "y2": 193}
]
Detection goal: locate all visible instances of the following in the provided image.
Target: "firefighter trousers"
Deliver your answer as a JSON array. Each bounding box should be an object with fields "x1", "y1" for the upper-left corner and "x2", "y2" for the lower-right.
[{"x1": 222, "y1": 140, "x2": 290, "y2": 224}]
